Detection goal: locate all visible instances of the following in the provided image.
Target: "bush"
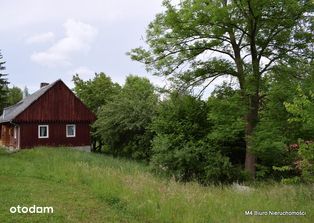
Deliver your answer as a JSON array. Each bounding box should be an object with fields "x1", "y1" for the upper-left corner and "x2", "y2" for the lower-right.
[
  {"x1": 150, "y1": 93, "x2": 242, "y2": 184},
  {"x1": 207, "y1": 84, "x2": 246, "y2": 166},
  {"x1": 151, "y1": 138, "x2": 236, "y2": 184},
  {"x1": 269, "y1": 140, "x2": 314, "y2": 184},
  {"x1": 150, "y1": 94, "x2": 210, "y2": 180},
  {"x1": 94, "y1": 76, "x2": 158, "y2": 160},
  {"x1": 298, "y1": 140, "x2": 314, "y2": 183},
  {"x1": 251, "y1": 75, "x2": 305, "y2": 180},
  {"x1": 252, "y1": 123, "x2": 295, "y2": 180}
]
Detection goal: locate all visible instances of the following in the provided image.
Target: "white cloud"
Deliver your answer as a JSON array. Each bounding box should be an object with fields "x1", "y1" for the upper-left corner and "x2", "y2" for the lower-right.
[
  {"x1": 26, "y1": 32, "x2": 55, "y2": 44},
  {"x1": 0, "y1": 0, "x2": 162, "y2": 31},
  {"x1": 2, "y1": 0, "x2": 165, "y2": 93},
  {"x1": 68, "y1": 66, "x2": 95, "y2": 78},
  {"x1": 31, "y1": 19, "x2": 98, "y2": 67},
  {"x1": 64, "y1": 66, "x2": 96, "y2": 89}
]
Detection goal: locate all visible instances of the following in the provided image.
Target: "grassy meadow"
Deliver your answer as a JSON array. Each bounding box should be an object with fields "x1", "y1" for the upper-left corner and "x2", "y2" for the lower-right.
[{"x1": 0, "y1": 147, "x2": 313, "y2": 223}]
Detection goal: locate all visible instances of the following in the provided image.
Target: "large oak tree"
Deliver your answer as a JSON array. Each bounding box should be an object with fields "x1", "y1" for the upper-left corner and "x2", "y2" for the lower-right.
[{"x1": 129, "y1": 0, "x2": 313, "y2": 176}]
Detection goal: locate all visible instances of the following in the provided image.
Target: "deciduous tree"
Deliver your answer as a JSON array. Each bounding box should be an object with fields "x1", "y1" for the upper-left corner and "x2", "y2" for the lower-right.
[
  {"x1": 73, "y1": 72, "x2": 121, "y2": 152},
  {"x1": 7, "y1": 86, "x2": 23, "y2": 106},
  {"x1": 73, "y1": 72, "x2": 120, "y2": 113},
  {"x1": 94, "y1": 76, "x2": 158, "y2": 160},
  {"x1": 129, "y1": 0, "x2": 313, "y2": 176}
]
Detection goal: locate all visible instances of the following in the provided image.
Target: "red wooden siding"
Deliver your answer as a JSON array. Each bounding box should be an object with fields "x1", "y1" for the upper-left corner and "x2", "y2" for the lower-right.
[
  {"x1": 15, "y1": 81, "x2": 96, "y2": 122},
  {"x1": 20, "y1": 123, "x2": 91, "y2": 148}
]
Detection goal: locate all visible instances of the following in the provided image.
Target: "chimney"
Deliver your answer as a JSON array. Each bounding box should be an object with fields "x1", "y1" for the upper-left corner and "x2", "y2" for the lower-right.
[{"x1": 40, "y1": 82, "x2": 49, "y2": 88}]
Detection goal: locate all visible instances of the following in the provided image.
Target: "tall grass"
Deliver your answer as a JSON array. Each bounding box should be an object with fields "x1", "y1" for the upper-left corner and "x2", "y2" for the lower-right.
[{"x1": 0, "y1": 147, "x2": 313, "y2": 222}]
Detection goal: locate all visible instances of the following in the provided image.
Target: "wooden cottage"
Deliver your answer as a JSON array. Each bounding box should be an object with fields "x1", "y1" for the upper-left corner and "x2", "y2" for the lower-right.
[{"x1": 0, "y1": 80, "x2": 96, "y2": 150}]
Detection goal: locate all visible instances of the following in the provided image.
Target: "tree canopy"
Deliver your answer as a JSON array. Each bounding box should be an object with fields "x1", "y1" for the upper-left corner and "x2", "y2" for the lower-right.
[
  {"x1": 7, "y1": 86, "x2": 23, "y2": 106},
  {"x1": 73, "y1": 72, "x2": 121, "y2": 113},
  {"x1": 72, "y1": 72, "x2": 121, "y2": 152},
  {"x1": 129, "y1": 0, "x2": 314, "y2": 176},
  {"x1": 94, "y1": 75, "x2": 158, "y2": 160}
]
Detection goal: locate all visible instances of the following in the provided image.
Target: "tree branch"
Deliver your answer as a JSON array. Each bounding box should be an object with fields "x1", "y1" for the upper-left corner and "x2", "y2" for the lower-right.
[{"x1": 196, "y1": 76, "x2": 221, "y2": 98}]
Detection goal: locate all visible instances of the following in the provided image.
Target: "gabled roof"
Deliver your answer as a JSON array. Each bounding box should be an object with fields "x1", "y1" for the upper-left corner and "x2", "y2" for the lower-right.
[{"x1": 0, "y1": 80, "x2": 59, "y2": 123}]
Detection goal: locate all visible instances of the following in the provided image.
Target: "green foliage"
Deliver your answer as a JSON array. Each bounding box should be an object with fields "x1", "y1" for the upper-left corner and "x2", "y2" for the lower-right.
[
  {"x1": 251, "y1": 70, "x2": 307, "y2": 180},
  {"x1": 6, "y1": 86, "x2": 23, "y2": 106},
  {"x1": 248, "y1": 61, "x2": 314, "y2": 181},
  {"x1": 130, "y1": 0, "x2": 313, "y2": 176},
  {"x1": 280, "y1": 176, "x2": 302, "y2": 185},
  {"x1": 130, "y1": 0, "x2": 312, "y2": 79},
  {"x1": 279, "y1": 75, "x2": 314, "y2": 183},
  {"x1": 95, "y1": 76, "x2": 158, "y2": 160},
  {"x1": 73, "y1": 73, "x2": 121, "y2": 152},
  {"x1": 152, "y1": 93, "x2": 210, "y2": 141},
  {"x1": 73, "y1": 72, "x2": 121, "y2": 113},
  {"x1": 285, "y1": 85, "x2": 314, "y2": 133},
  {"x1": 64, "y1": 0, "x2": 314, "y2": 183},
  {"x1": 0, "y1": 50, "x2": 9, "y2": 112},
  {"x1": 207, "y1": 83, "x2": 246, "y2": 165},
  {"x1": 201, "y1": 142, "x2": 236, "y2": 184},
  {"x1": 252, "y1": 117, "x2": 294, "y2": 180},
  {"x1": 150, "y1": 93, "x2": 237, "y2": 184},
  {"x1": 253, "y1": 124, "x2": 289, "y2": 168},
  {"x1": 150, "y1": 94, "x2": 208, "y2": 181},
  {"x1": 298, "y1": 141, "x2": 314, "y2": 183}
]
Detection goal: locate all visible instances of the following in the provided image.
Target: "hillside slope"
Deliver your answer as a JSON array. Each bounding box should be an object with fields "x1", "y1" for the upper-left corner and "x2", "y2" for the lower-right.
[{"x1": 0, "y1": 148, "x2": 313, "y2": 222}]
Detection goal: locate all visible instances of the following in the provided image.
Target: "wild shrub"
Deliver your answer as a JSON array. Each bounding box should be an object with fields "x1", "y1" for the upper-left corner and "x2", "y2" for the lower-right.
[
  {"x1": 151, "y1": 93, "x2": 244, "y2": 184},
  {"x1": 298, "y1": 140, "x2": 314, "y2": 183},
  {"x1": 94, "y1": 76, "x2": 158, "y2": 161}
]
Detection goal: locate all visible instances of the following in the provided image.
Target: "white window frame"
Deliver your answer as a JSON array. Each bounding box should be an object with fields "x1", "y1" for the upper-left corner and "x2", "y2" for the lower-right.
[
  {"x1": 66, "y1": 124, "x2": 76, "y2": 138},
  {"x1": 38, "y1": 125, "x2": 49, "y2": 139}
]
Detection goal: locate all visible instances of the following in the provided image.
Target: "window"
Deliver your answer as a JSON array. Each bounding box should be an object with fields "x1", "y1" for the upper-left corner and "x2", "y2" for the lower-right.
[
  {"x1": 38, "y1": 125, "x2": 49, "y2": 138},
  {"x1": 14, "y1": 127, "x2": 17, "y2": 139},
  {"x1": 66, "y1": 124, "x2": 76, "y2": 138}
]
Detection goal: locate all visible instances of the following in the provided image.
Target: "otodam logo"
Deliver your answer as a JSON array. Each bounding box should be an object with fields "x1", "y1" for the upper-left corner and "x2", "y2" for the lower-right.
[{"x1": 10, "y1": 205, "x2": 54, "y2": 214}]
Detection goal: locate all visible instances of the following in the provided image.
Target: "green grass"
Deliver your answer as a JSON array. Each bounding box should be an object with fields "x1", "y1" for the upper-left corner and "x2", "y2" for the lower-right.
[{"x1": 0, "y1": 147, "x2": 313, "y2": 223}]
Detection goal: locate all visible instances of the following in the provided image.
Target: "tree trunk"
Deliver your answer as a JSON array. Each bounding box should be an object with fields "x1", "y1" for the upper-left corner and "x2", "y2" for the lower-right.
[
  {"x1": 244, "y1": 94, "x2": 259, "y2": 177},
  {"x1": 245, "y1": 6, "x2": 260, "y2": 178},
  {"x1": 228, "y1": 10, "x2": 260, "y2": 177}
]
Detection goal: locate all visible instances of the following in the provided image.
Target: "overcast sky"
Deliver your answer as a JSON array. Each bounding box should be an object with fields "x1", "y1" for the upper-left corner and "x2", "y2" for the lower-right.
[{"x1": 1, "y1": 0, "x2": 166, "y2": 93}]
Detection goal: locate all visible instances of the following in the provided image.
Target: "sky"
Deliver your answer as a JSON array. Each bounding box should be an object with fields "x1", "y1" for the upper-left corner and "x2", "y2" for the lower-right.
[{"x1": 1, "y1": 0, "x2": 166, "y2": 93}]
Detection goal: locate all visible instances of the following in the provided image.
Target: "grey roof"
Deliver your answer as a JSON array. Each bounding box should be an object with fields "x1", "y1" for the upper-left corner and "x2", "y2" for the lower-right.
[{"x1": 0, "y1": 80, "x2": 59, "y2": 123}]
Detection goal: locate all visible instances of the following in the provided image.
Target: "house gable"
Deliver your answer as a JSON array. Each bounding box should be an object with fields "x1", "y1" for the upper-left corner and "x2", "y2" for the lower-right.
[{"x1": 14, "y1": 80, "x2": 96, "y2": 123}]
